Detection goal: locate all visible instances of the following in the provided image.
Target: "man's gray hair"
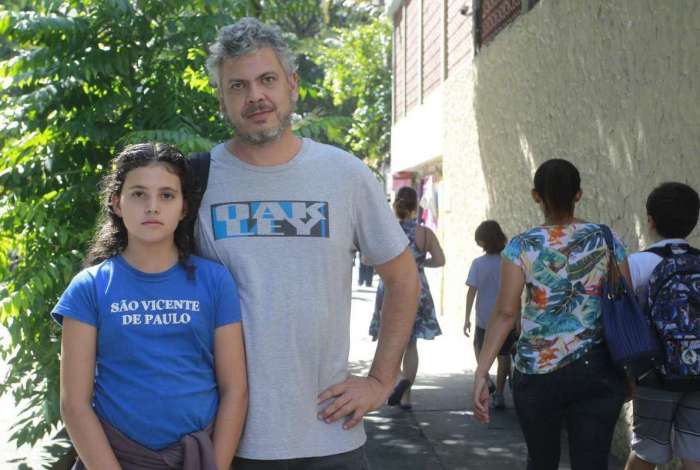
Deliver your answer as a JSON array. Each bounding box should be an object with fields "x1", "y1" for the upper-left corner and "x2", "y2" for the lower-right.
[{"x1": 206, "y1": 17, "x2": 298, "y2": 88}]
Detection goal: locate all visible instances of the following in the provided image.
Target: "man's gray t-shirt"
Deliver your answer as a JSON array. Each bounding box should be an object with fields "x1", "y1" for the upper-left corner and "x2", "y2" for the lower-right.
[
  {"x1": 466, "y1": 254, "x2": 501, "y2": 328},
  {"x1": 195, "y1": 138, "x2": 408, "y2": 459}
]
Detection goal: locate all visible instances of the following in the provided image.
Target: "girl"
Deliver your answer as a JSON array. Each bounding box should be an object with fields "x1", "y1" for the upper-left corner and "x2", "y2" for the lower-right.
[
  {"x1": 464, "y1": 220, "x2": 515, "y2": 410},
  {"x1": 369, "y1": 186, "x2": 445, "y2": 410},
  {"x1": 473, "y1": 159, "x2": 629, "y2": 470},
  {"x1": 54, "y1": 143, "x2": 247, "y2": 470}
]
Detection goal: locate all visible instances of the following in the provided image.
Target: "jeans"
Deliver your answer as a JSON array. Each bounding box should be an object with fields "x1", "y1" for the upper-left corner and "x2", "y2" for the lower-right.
[{"x1": 512, "y1": 346, "x2": 626, "y2": 470}]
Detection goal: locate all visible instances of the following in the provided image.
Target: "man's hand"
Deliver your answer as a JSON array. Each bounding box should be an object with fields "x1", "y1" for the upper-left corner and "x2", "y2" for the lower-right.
[{"x1": 317, "y1": 375, "x2": 391, "y2": 430}]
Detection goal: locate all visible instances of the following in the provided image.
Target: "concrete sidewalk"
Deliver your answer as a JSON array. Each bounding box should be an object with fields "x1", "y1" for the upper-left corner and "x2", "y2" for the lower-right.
[{"x1": 349, "y1": 278, "x2": 625, "y2": 470}]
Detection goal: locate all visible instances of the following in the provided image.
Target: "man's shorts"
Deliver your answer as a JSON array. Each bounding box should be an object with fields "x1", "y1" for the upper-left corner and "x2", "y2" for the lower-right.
[
  {"x1": 631, "y1": 386, "x2": 700, "y2": 464},
  {"x1": 474, "y1": 326, "x2": 517, "y2": 357}
]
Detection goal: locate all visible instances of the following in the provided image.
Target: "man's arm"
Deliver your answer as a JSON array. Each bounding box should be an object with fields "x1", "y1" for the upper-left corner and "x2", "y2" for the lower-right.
[{"x1": 318, "y1": 248, "x2": 419, "y2": 429}]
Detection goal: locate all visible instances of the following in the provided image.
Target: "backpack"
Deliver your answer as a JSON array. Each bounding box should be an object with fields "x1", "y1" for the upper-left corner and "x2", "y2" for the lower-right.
[
  {"x1": 646, "y1": 243, "x2": 700, "y2": 391},
  {"x1": 186, "y1": 151, "x2": 211, "y2": 245},
  {"x1": 189, "y1": 151, "x2": 211, "y2": 202}
]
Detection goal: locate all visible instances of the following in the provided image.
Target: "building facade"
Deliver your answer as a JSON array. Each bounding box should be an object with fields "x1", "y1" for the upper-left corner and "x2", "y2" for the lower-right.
[{"x1": 388, "y1": 2, "x2": 700, "y2": 463}]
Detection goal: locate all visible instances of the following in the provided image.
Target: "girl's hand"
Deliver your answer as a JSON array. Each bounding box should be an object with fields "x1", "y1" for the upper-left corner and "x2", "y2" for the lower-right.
[
  {"x1": 463, "y1": 320, "x2": 471, "y2": 337},
  {"x1": 472, "y1": 371, "x2": 491, "y2": 424}
]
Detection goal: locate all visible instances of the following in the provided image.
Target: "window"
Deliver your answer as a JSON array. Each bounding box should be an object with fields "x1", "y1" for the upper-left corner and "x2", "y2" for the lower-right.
[{"x1": 474, "y1": 0, "x2": 540, "y2": 49}]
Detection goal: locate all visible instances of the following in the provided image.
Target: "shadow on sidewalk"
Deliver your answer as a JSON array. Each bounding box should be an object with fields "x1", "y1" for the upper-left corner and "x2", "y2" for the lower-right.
[{"x1": 355, "y1": 367, "x2": 625, "y2": 470}]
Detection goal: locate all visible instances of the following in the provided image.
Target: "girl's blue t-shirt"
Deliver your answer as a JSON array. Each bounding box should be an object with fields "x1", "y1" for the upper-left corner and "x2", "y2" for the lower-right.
[{"x1": 52, "y1": 255, "x2": 241, "y2": 450}]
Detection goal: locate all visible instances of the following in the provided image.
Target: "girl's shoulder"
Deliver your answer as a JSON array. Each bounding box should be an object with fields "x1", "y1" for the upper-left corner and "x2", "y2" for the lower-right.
[{"x1": 69, "y1": 258, "x2": 116, "y2": 285}]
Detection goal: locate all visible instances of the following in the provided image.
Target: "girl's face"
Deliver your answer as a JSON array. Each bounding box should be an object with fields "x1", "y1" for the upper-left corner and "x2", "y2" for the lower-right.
[{"x1": 112, "y1": 163, "x2": 186, "y2": 249}]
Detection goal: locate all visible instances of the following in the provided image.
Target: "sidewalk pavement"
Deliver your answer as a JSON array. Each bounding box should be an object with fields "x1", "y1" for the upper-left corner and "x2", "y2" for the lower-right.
[{"x1": 349, "y1": 278, "x2": 625, "y2": 470}]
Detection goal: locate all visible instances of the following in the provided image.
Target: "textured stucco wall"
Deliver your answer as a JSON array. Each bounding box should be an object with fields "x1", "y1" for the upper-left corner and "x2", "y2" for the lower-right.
[
  {"x1": 474, "y1": 0, "x2": 700, "y2": 249},
  {"x1": 440, "y1": 65, "x2": 490, "y2": 324},
  {"x1": 471, "y1": 1, "x2": 700, "y2": 466}
]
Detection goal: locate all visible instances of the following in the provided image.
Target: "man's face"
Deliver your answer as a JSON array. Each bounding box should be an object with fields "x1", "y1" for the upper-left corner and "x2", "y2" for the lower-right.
[{"x1": 218, "y1": 48, "x2": 299, "y2": 145}]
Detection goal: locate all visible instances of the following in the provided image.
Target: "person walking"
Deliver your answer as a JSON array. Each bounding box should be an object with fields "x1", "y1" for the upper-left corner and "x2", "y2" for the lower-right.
[
  {"x1": 473, "y1": 159, "x2": 629, "y2": 470},
  {"x1": 369, "y1": 186, "x2": 445, "y2": 410},
  {"x1": 196, "y1": 18, "x2": 420, "y2": 468},
  {"x1": 358, "y1": 256, "x2": 375, "y2": 287},
  {"x1": 625, "y1": 182, "x2": 700, "y2": 470},
  {"x1": 464, "y1": 220, "x2": 516, "y2": 410}
]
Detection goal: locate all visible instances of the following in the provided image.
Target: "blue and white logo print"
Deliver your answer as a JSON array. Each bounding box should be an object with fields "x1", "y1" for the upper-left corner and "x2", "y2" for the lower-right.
[{"x1": 211, "y1": 200, "x2": 330, "y2": 239}]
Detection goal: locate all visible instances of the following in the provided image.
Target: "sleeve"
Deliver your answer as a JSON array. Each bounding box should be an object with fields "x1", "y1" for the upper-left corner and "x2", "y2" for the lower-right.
[
  {"x1": 466, "y1": 259, "x2": 479, "y2": 287},
  {"x1": 214, "y1": 266, "x2": 242, "y2": 328},
  {"x1": 501, "y1": 236, "x2": 523, "y2": 267},
  {"x1": 51, "y1": 269, "x2": 98, "y2": 327},
  {"x1": 611, "y1": 230, "x2": 627, "y2": 263},
  {"x1": 352, "y1": 163, "x2": 409, "y2": 266}
]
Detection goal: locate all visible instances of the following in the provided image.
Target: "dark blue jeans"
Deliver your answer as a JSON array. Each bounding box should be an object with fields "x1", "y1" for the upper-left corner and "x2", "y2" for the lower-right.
[{"x1": 513, "y1": 346, "x2": 626, "y2": 470}]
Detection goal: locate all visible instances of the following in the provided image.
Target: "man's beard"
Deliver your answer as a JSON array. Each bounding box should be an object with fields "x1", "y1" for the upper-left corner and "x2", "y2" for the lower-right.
[{"x1": 227, "y1": 100, "x2": 295, "y2": 146}]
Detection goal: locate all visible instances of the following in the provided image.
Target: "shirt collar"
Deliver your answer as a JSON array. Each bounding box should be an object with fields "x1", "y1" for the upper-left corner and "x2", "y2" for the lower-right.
[{"x1": 648, "y1": 238, "x2": 688, "y2": 249}]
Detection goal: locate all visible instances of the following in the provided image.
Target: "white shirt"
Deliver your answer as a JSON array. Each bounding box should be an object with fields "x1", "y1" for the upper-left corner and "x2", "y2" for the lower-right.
[{"x1": 628, "y1": 238, "x2": 688, "y2": 306}]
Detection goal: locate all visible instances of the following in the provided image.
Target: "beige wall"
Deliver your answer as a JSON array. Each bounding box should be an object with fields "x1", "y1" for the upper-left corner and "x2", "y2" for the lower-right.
[
  {"x1": 473, "y1": 0, "x2": 700, "y2": 250},
  {"x1": 391, "y1": 88, "x2": 445, "y2": 172},
  {"x1": 464, "y1": 1, "x2": 700, "y2": 466},
  {"x1": 391, "y1": 0, "x2": 698, "y2": 466},
  {"x1": 439, "y1": 65, "x2": 489, "y2": 324}
]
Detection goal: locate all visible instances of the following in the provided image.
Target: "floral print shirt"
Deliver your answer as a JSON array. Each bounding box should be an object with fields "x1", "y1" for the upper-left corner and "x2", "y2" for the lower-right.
[{"x1": 502, "y1": 223, "x2": 626, "y2": 374}]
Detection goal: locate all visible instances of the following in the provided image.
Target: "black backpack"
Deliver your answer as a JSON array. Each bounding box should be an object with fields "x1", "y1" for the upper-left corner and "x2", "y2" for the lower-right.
[
  {"x1": 645, "y1": 244, "x2": 700, "y2": 391},
  {"x1": 186, "y1": 151, "x2": 211, "y2": 245}
]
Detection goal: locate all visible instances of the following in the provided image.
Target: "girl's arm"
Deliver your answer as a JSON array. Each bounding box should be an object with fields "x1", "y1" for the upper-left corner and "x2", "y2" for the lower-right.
[
  {"x1": 473, "y1": 259, "x2": 524, "y2": 424},
  {"x1": 212, "y1": 322, "x2": 248, "y2": 470},
  {"x1": 464, "y1": 286, "x2": 477, "y2": 337},
  {"x1": 419, "y1": 227, "x2": 445, "y2": 268},
  {"x1": 60, "y1": 318, "x2": 121, "y2": 470}
]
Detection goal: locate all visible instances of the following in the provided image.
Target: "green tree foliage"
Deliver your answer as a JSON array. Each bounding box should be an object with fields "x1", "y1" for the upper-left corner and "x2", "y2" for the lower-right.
[
  {"x1": 0, "y1": 0, "x2": 390, "y2": 465},
  {"x1": 0, "y1": 1, "x2": 247, "y2": 458},
  {"x1": 316, "y1": 17, "x2": 392, "y2": 172}
]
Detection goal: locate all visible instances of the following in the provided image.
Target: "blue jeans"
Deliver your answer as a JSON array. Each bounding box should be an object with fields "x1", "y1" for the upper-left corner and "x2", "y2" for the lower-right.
[{"x1": 513, "y1": 346, "x2": 626, "y2": 470}]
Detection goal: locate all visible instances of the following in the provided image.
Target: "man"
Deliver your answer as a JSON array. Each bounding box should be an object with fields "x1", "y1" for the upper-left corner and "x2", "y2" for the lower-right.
[{"x1": 195, "y1": 17, "x2": 420, "y2": 468}]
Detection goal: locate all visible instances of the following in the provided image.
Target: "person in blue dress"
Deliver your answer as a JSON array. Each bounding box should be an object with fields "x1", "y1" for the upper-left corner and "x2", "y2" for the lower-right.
[{"x1": 369, "y1": 186, "x2": 445, "y2": 409}]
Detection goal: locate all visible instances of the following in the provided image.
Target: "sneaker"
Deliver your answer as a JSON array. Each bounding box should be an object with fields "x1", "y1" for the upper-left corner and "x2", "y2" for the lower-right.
[{"x1": 493, "y1": 393, "x2": 505, "y2": 410}]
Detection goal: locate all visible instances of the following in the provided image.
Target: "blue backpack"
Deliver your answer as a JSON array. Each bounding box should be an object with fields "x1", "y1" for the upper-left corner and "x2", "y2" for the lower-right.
[{"x1": 646, "y1": 244, "x2": 700, "y2": 391}]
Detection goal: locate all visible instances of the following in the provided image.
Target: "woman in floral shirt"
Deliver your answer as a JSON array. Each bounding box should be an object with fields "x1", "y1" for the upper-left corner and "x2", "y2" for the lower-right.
[{"x1": 473, "y1": 159, "x2": 630, "y2": 470}]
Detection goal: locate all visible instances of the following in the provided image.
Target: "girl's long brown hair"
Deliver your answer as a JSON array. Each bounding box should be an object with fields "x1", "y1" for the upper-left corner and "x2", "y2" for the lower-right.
[{"x1": 84, "y1": 143, "x2": 199, "y2": 276}]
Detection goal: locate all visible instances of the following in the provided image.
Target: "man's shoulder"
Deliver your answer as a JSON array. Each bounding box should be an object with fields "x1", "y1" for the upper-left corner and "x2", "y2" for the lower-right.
[{"x1": 302, "y1": 139, "x2": 368, "y2": 171}]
